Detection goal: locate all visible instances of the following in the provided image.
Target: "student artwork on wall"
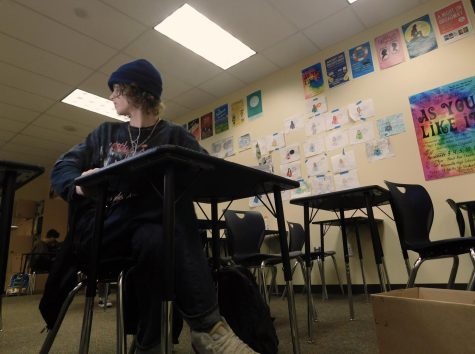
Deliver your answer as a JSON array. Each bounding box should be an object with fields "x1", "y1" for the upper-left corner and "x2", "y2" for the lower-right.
[
  {"x1": 325, "y1": 129, "x2": 349, "y2": 150},
  {"x1": 408, "y1": 76, "x2": 475, "y2": 180},
  {"x1": 284, "y1": 115, "x2": 304, "y2": 134},
  {"x1": 214, "y1": 104, "x2": 229, "y2": 134},
  {"x1": 249, "y1": 194, "x2": 264, "y2": 208},
  {"x1": 280, "y1": 144, "x2": 301, "y2": 163},
  {"x1": 402, "y1": 14, "x2": 438, "y2": 59},
  {"x1": 280, "y1": 161, "x2": 302, "y2": 180},
  {"x1": 301, "y1": 63, "x2": 324, "y2": 99},
  {"x1": 333, "y1": 170, "x2": 360, "y2": 191},
  {"x1": 247, "y1": 90, "x2": 263, "y2": 120},
  {"x1": 200, "y1": 112, "x2": 213, "y2": 140},
  {"x1": 265, "y1": 132, "x2": 286, "y2": 152},
  {"x1": 238, "y1": 133, "x2": 251, "y2": 151},
  {"x1": 188, "y1": 118, "x2": 200, "y2": 141},
  {"x1": 290, "y1": 179, "x2": 312, "y2": 199},
  {"x1": 348, "y1": 99, "x2": 375, "y2": 121},
  {"x1": 231, "y1": 99, "x2": 246, "y2": 127},
  {"x1": 303, "y1": 136, "x2": 325, "y2": 157},
  {"x1": 331, "y1": 150, "x2": 357, "y2": 173},
  {"x1": 305, "y1": 115, "x2": 326, "y2": 136},
  {"x1": 305, "y1": 154, "x2": 329, "y2": 177},
  {"x1": 377, "y1": 113, "x2": 406, "y2": 137},
  {"x1": 306, "y1": 95, "x2": 327, "y2": 115},
  {"x1": 325, "y1": 52, "x2": 350, "y2": 88},
  {"x1": 348, "y1": 122, "x2": 375, "y2": 145},
  {"x1": 435, "y1": 1, "x2": 473, "y2": 44},
  {"x1": 310, "y1": 175, "x2": 334, "y2": 195},
  {"x1": 324, "y1": 109, "x2": 348, "y2": 131},
  {"x1": 349, "y1": 42, "x2": 375, "y2": 79},
  {"x1": 258, "y1": 155, "x2": 274, "y2": 173},
  {"x1": 374, "y1": 28, "x2": 405, "y2": 70},
  {"x1": 365, "y1": 138, "x2": 395, "y2": 162},
  {"x1": 211, "y1": 136, "x2": 234, "y2": 158}
]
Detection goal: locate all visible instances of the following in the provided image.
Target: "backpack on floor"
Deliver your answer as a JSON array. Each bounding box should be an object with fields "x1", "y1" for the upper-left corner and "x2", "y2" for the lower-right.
[
  {"x1": 6, "y1": 272, "x2": 30, "y2": 296},
  {"x1": 218, "y1": 265, "x2": 279, "y2": 354}
]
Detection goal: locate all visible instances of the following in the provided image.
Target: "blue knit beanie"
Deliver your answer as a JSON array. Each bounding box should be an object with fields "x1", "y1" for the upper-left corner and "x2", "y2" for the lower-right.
[{"x1": 108, "y1": 59, "x2": 162, "y2": 99}]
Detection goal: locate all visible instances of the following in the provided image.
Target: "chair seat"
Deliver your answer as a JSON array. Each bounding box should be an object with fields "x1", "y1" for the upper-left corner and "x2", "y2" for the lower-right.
[
  {"x1": 233, "y1": 253, "x2": 282, "y2": 267},
  {"x1": 410, "y1": 237, "x2": 475, "y2": 258}
]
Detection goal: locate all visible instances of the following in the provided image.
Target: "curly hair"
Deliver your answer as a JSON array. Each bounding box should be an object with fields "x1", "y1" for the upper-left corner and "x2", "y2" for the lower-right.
[{"x1": 115, "y1": 83, "x2": 164, "y2": 117}]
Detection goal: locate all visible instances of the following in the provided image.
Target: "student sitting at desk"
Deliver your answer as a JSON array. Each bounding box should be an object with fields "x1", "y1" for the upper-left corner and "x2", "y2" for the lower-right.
[{"x1": 40, "y1": 59, "x2": 256, "y2": 354}]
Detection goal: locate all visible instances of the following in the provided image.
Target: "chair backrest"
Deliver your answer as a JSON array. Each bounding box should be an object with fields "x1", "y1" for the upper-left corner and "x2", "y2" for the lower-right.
[
  {"x1": 287, "y1": 222, "x2": 306, "y2": 252},
  {"x1": 446, "y1": 198, "x2": 465, "y2": 237},
  {"x1": 223, "y1": 210, "x2": 266, "y2": 257},
  {"x1": 384, "y1": 181, "x2": 434, "y2": 249}
]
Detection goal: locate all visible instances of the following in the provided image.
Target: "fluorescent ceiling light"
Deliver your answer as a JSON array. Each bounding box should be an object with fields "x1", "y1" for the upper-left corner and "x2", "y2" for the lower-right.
[
  {"x1": 155, "y1": 4, "x2": 255, "y2": 70},
  {"x1": 347, "y1": 0, "x2": 358, "y2": 3},
  {"x1": 62, "y1": 89, "x2": 129, "y2": 122}
]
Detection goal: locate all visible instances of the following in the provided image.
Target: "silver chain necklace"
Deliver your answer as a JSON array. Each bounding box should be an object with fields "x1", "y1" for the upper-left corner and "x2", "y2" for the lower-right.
[{"x1": 127, "y1": 118, "x2": 160, "y2": 155}]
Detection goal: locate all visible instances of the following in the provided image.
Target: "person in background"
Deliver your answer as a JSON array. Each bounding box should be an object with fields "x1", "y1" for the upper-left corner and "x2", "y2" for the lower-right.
[
  {"x1": 29, "y1": 229, "x2": 62, "y2": 273},
  {"x1": 40, "y1": 59, "x2": 256, "y2": 354}
]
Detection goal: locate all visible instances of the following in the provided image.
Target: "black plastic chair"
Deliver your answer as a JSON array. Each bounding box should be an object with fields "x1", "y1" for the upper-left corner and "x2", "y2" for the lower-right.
[
  {"x1": 223, "y1": 210, "x2": 285, "y2": 304},
  {"x1": 446, "y1": 198, "x2": 466, "y2": 237},
  {"x1": 385, "y1": 181, "x2": 475, "y2": 289},
  {"x1": 283, "y1": 222, "x2": 343, "y2": 300}
]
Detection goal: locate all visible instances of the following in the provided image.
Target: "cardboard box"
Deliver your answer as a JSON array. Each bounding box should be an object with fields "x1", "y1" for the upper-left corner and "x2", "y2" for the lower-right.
[{"x1": 372, "y1": 287, "x2": 475, "y2": 354}]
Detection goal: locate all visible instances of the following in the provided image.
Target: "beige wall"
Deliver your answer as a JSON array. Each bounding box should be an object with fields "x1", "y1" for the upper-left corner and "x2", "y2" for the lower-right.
[{"x1": 176, "y1": 0, "x2": 475, "y2": 286}]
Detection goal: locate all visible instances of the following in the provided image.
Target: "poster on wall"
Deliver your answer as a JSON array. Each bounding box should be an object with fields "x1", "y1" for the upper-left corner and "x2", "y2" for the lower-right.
[
  {"x1": 200, "y1": 112, "x2": 213, "y2": 140},
  {"x1": 231, "y1": 99, "x2": 246, "y2": 127},
  {"x1": 247, "y1": 90, "x2": 263, "y2": 119},
  {"x1": 408, "y1": 76, "x2": 475, "y2": 180},
  {"x1": 349, "y1": 42, "x2": 375, "y2": 79},
  {"x1": 214, "y1": 104, "x2": 229, "y2": 134},
  {"x1": 401, "y1": 14, "x2": 438, "y2": 59},
  {"x1": 325, "y1": 52, "x2": 350, "y2": 88},
  {"x1": 187, "y1": 118, "x2": 200, "y2": 141},
  {"x1": 374, "y1": 28, "x2": 405, "y2": 70},
  {"x1": 435, "y1": 0, "x2": 472, "y2": 44},
  {"x1": 301, "y1": 63, "x2": 324, "y2": 99}
]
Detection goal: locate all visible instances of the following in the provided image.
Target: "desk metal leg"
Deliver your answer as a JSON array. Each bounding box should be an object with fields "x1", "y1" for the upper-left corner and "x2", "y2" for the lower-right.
[
  {"x1": 274, "y1": 188, "x2": 300, "y2": 354},
  {"x1": 304, "y1": 204, "x2": 316, "y2": 342},
  {"x1": 339, "y1": 208, "x2": 354, "y2": 320}
]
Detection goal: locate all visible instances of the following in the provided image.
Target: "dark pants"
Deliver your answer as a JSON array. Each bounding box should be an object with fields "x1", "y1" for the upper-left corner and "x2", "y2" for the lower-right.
[{"x1": 74, "y1": 195, "x2": 219, "y2": 349}]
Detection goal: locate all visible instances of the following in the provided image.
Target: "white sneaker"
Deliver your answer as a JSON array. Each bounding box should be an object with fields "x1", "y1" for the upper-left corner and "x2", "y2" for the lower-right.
[
  {"x1": 191, "y1": 319, "x2": 258, "y2": 354},
  {"x1": 98, "y1": 298, "x2": 112, "y2": 308}
]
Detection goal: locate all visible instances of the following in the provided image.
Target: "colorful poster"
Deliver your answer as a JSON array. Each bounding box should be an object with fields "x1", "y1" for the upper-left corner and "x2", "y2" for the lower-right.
[
  {"x1": 301, "y1": 63, "x2": 324, "y2": 99},
  {"x1": 349, "y1": 42, "x2": 374, "y2": 78},
  {"x1": 374, "y1": 28, "x2": 405, "y2": 70},
  {"x1": 247, "y1": 90, "x2": 263, "y2": 119},
  {"x1": 408, "y1": 76, "x2": 475, "y2": 180},
  {"x1": 377, "y1": 113, "x2": 406, "y2": 137},
  {"x1": 325, "y1": 52, "x2": 349, "y2": 88},
  {"x1": 435, "y1": 1, "x2": 472, "y2": 43},
  {"x1": 402, "y1": 14, "x2": 438, "y2": 59},
  {"x1": 231, "y1": 99, "x2": 245, "y2": 127},
  {"x1": 200, "y1": 112, "x2": 213, "y2": 140},
  {"x1": 214, "y1": 104, "x2": 229, "y2": 134},
  {"x1": 187, "y1": 118, "x2": 200, "y2": 141}
]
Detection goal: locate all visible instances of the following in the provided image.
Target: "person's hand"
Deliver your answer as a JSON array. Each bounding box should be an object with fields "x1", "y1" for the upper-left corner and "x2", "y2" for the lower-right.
[{"x1": 75, "y1": 168, "x2": 100, "y2": 196}]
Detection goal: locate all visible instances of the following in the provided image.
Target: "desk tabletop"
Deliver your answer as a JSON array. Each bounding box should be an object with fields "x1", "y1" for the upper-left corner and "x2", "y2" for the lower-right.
[
  {"x1": 290, "y1": 185, "x2": 390, "y2": 211},
  {"x1": 0, "y1": 160, "x2": 44, "y2": 193},
  {"x1": 76, "y1": 145, "x2": 299, "y2": 203}
]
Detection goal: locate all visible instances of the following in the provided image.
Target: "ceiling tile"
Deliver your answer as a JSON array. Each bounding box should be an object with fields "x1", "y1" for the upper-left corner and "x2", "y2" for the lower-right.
[
  {"x1": 0, "y1": 102, "x2": 40, "y2": 123},
  {"x1": 175, "y1": 88, "x2": 217, "y2": 110},
  {"x1": 261, "y1": 32, "x2": 320, "y2": 68},
  {"x1": 352, "y1": 0, "x2": 423, "y2": 28},
  {"x1": 0, "y1": 84, "x2": 55, "y2": 112},
  {"x1": 267, "y1": 0, "x2": 349, "y2": 30},
  {"x1": 0, "y1": 0, "x2": 116, "y2": 68},
  {"x1": 0, "y1": 116, "x2": 28, "y2": 133},
  {"x1": 46, "y1": 102, "x2": 111, "y2": 129},
  {"x1": 32, "y1": 114, "x2": 92, "y2": 139},
  {"x1": 304, "y1": 7, "x2": 366, "y2": 49},
  {"x1": 8, "y1": 133, "x2": 73, "y2": 153},
  {"x1": 0, "y1": 130, "x2": 16, "y2": 143},
  {"x1": 162, "y1": 101, "x2": 191, "y2": 121},
  {"x1": 227, "y1": 54, "x2": 279, "y2": 84},
  {"x1": 21, "y1": 124, "x2": 83, "y2": 146},
  {"x1": 199, "y1": 72, "x2": 246, "y2": 98},
  {"x1": 15, "y1": 0, "x2": 147, "y2": 50}
]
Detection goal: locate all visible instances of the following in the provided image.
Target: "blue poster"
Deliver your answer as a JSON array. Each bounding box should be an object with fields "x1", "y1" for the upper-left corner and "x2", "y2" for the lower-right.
[
  {"x1": 349, "y1": 42, "x2": 375, "y2": 79},
  {"x1": 325, "y1": 52, "x2": 349, "y2": 88},
  {"x1": 214, "y1": 104, "x2": 229, "y2": 134},
  {"x1": 402, "y1": 14, "x2": 438, "y2": 59}
]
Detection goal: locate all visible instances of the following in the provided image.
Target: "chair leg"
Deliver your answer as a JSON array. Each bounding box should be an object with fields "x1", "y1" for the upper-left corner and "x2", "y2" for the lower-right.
[
  {"x1": 259, "y1": 263, "x2": 270, "y2": 305},
  {"x1": 447, "y1": 256, "x2": 459, "y2": 289},
  {"x1": 467, "y1": 249, "x2": 475, "y2": 291},
  {"x1": 407, "y1": 257, "x2": 424, "y2": 288},
  {"x1": 281, "y1": 261, "x2": 299, "y2": 299},
  {"x1": 316, "y1": 257, "x2": 327, "y2": 300},
  {"x1": 128, "y1": 336, "x2": 137, "y2": 354},
  {"x1": 117, "y1": 271, "x2": 127, "y2": 354},
  {"x1": 40, "y1": 281, "x2": 86, "y2": 354},
  {"x1": 330, "y1": 255, "x2": 344, "y2": 295}
]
